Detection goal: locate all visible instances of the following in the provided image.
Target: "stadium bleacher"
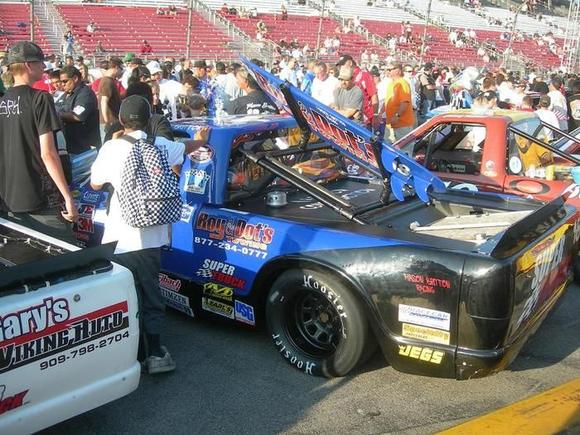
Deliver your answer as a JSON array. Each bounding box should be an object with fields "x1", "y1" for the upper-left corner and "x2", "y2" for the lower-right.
[
  {"x1": 0, "y1": 0, "x2": 569, "y2": 70},
  {"x1": 55, "y1": 4, "x2": 235, "y2": 60},
  {"x1": 0, "y1": 3, "x2": 50, "y2": 53}
]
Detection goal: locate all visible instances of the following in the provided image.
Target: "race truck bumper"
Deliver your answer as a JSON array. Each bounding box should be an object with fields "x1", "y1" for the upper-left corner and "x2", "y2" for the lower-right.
[
  {"x1": 454, "y1": 278, "x2": 569, "y2": 380},
  {"x1": 0, "y1": 363, "x2": 140, "y2": 435}
]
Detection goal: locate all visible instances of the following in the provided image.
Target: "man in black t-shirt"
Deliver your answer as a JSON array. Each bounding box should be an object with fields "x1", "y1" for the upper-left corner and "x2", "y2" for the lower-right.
[
  {"x1": 59, "y1": 65, "x2": 101, "y2": 154},
  {"x1": 0, "y1": 41, "x2": 78, "y2": 241},
  {"x1": 226, "y1": 67, "x2": 278, "y2": 115}
]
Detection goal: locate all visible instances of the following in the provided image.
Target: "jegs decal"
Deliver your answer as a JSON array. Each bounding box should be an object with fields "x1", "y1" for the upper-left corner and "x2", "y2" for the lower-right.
[{"x1": 398, "y1": 345, "x2": 444, "y2": 364}]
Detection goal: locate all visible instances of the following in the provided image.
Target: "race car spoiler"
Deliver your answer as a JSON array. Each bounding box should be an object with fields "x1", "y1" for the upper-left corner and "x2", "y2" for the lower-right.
[{"x1": 241, "y1": 58, "x2": 446, "y2": 204}]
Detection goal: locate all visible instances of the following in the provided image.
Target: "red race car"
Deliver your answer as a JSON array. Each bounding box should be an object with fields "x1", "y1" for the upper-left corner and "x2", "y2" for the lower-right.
[{"x1": 395, "y1": 110, "x2": 580, "y2": 207}]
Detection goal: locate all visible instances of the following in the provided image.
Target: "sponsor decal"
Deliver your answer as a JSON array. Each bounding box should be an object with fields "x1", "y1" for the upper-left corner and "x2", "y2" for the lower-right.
[
  {"x1": 202, "y1": 297, "x2": 234, "y2": 319},
  {"x1": 196, "y1": 258, "x2": 246, "y2": 288},
  {"x1": 235, "y1": 300, "x2": 255, "y2": 325},
  {"x1": 159, "y1": 273, "x2": 182, "y2": 292},
  {"x1": 189, "y1": 145, "x2": 214, "y2": 163},
  {"x1": 402, "y1": 273, "x2": 451, "y2": 294},
  {"x1": 184, "y1": 169, "x2": 210, "y2": 194},
  {"x1": 303, "y1": 275, "x2": 348, "y2": 321},
  {"x1": 0, "y1": 385, "x2": 28, "y2": 416},
  {"x1": 82, "y1": 191, "x2": 101, "y2": 203},
  {"x1": 402, "y1": 323, "x2": 450, "y2": 345},
  {"x1": 444, "y1": 181, "x2": 479, "y2": 192},
  {"x1": 562, "y1": 183, "x2": 580, "y2": 200},
  {"x1": 249, "y1": 69, "x2": 290, "y2": 113},
  {"x1": 76, "y1": 203, "x2": 95, "y2": 234},
  {"x1": 515, "y1": 231, "x2": 566, "y2": 327},
  {"x1": 398, "y1": 304, "x2": 451, "y2": 331},
  {"x1": 0, "y1": 299, "x2": 129, "y2": 374},
  {"x1": 398, "y1": 345, "x2": 444, "y2": 364},
  {"x1": 273, "y1": 333, "x2": 316, "y2": 375},
  {"x1": 161, "y1": 288, "x2": 194, "y2": 317},
  {"x1": 297, "y1": 100, "x2": 378, "y2": 168},
  {"x1": 180, "y1": 204, "x2": 196, "y2": 223},
  {"x1": 203, "y1": 282, "x2": 234, "y2": 302},
  {"x1": 509, "y1": 156, "x2": 523, "y2": 174},
  {"x1": 196, "y1": 212, "x2": 275, "y2": 251}
]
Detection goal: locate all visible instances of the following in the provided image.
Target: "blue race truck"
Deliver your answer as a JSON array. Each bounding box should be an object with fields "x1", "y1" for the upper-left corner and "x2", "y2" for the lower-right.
[{"x1": 73, "y1": 60, "x2": 578, "y2": 380}]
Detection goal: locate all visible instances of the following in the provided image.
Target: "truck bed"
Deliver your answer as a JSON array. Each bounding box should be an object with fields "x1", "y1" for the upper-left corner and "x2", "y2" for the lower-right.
[
  {"x1": 233, "y1": 178, "x2": 543, "y2": 253},
  {"x1": 407, "y1": 210, "x2": 533, "y2": 243}
]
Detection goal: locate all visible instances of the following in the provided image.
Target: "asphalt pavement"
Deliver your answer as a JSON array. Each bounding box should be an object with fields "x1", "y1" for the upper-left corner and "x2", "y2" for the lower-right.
[{"x1": 41, "y1": 283, "x2": 580, "y2": 435}]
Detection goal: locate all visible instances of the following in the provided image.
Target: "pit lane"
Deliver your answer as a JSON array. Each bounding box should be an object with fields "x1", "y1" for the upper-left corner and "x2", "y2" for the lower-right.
[{"x1": 41, "y1": 283, "x2": 580, "y2": 434}]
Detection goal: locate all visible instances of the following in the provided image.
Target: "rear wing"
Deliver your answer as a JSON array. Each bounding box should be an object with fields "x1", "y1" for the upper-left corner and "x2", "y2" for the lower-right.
[{"x1": 486, "y1": 195, "x2": 572, "y2": 259}]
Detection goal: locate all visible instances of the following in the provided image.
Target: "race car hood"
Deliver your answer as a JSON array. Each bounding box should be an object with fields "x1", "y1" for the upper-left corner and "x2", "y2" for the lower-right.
[{"x1": 242, "y1": 58, "x2": 446, "y2": 203}]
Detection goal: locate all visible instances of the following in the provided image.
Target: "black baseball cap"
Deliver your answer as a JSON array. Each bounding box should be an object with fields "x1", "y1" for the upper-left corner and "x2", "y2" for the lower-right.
[
  {"x1": 193, "y1": 59, "x2": 207, "y2": 68},
  {"x1": 336, "y1": 54, "x2": 354, "y2": 66},
  {"x1": 7, "y1": 41, "x2": 45, "y2": 65},
  {"x1": 119, "y1": 95, "x2": 151, "y2": 125}
]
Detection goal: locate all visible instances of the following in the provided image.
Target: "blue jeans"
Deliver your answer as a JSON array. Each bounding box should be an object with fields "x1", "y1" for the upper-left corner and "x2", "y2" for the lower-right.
[{"x1": 419, "y1": 99, "x2": 435, "y2": 123}]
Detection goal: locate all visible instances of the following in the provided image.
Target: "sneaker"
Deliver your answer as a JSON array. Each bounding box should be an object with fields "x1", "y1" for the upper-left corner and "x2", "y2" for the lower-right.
[{"x1": 144, "y1": 346, "x2": 176, "y2": 374}]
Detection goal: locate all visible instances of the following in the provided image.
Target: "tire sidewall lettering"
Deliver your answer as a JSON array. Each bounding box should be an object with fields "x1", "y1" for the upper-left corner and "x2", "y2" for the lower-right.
[
  {"x1": 303, "y1": 274, "x2": 349, "y2": 333},
  {"x1": 272, "y1": 333, "x2": 317, "y2": 375}
]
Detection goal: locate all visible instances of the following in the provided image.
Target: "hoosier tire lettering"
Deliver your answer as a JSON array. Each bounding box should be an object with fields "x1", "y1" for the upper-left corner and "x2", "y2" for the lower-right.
[{"x1": 266, "y1": 268, "x2": 373, "y2": 378}]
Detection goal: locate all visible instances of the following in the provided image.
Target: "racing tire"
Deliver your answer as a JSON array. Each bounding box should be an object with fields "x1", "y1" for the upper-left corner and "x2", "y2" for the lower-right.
[
  {"x1": 266, "y1": 268, "x2": 371, "y2": 377},
  {"x1": 573, "y1": 255, "x2": 580, "y2": 283}
]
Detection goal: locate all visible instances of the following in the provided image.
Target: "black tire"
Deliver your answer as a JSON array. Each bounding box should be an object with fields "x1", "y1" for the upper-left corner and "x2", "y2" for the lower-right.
[
  {"x1": 266, "y1": 268, "x2": 371, "y2": 377},
  {"x1": 573, "y1": 254, "x2": 580, "y2": 283}
]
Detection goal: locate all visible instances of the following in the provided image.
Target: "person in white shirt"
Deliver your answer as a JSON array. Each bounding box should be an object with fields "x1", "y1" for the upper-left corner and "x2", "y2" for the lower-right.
[
  {"x1": 547, "y1": 77, "x2": 568, "y2": 131},
  {"x1": 90, "y1": 95, "x2": 208, "y2": 374},
  {"x1": 535, "y1": 95, "x2": 560, "y2": 141},
  {"x1": 280, "y1": 57, "x2": 298, "y2": 87},
  {"x1": 224, "y1": 62, "x2": 242, "y2": 102},
  {"x1": 157, "y1": 64, "x2": 182, "y2": 120},
  {"x1": 311, "y1": 61, "x2": 339, "y2": 106}
]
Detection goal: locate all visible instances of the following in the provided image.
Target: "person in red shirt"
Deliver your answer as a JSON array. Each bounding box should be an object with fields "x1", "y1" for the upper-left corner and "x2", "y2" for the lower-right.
[
  {"x1": 336, "y1": 54, "x2": 378, "y2": 130},
  {"x1": 32, "y1": 62, "x2": 55, "y2": 93},
  {"x1": 140, "y1": 40, "x2": 152, "y2": 56},
  {"x1": 91, "y1": 58, "x2": 125, "y2": 97}
]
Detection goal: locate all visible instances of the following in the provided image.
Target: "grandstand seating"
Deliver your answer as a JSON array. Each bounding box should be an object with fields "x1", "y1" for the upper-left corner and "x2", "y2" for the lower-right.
[
  {"x1": 223, "y1": 12, "x2": 389, "y2": 62},
  {"x1": 0, "y1": 3, "x2": 50, "y2": 53},
  {"x1": 362, "y1": 20, "x2": 490, "y2": 66},
  {"x1": 201, "y1": 0, "x2": 390, "y2": 62},
  {"x1": 56, "y1": 4, "x2": 236, "y2": 60},
  {"x1": 0, "y1": 0, "x2": 568, "y2": 70}
]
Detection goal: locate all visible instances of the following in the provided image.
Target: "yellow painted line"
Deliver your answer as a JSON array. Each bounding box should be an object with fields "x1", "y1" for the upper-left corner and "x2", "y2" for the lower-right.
[{"x1": 439, "y1": 378, "x2": 580, "y2": 435}]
